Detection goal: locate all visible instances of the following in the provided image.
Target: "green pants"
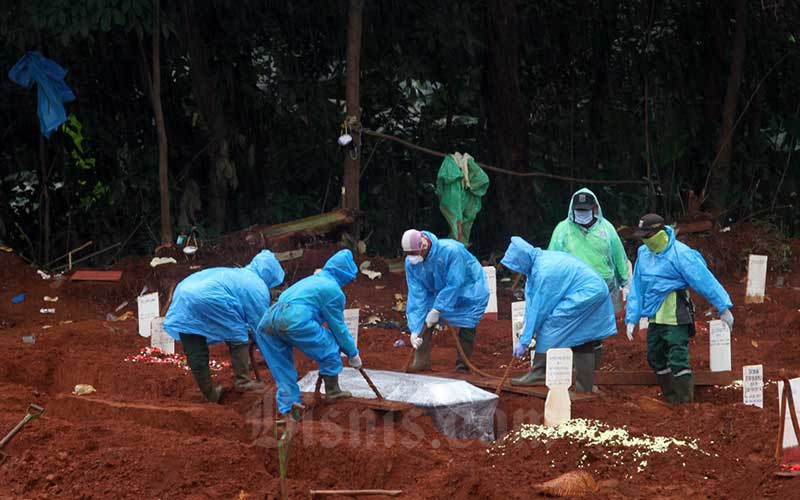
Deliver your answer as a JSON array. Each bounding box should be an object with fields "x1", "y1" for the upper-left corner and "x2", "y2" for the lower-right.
[{"x1": 646, "y1": 323, "x2": 691, "y2": 377}]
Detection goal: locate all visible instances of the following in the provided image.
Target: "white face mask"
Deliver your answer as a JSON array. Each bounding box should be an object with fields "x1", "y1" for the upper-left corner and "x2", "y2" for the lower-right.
[
  {"x1": 406, "y1": 255, "x2": 424, "y2": 265},
  {"x1": 573, "y1": 209, "x2": 594, "y2": 225}
]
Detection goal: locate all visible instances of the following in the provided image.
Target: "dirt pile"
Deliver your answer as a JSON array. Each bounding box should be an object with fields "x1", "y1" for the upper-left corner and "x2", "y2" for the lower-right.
[{"x1": 1, "y1": 224, "x2": 799, "y2": 499}]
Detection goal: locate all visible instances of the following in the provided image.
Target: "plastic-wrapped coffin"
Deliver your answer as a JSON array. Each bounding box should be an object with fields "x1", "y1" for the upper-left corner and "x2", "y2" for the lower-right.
[{"x1": 298, "y1": 367, "x2": 499, "y2": 441}]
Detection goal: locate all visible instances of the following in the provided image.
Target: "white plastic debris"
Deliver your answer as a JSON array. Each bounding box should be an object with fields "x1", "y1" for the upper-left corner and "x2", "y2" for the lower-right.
[
  {"x1": 150, "y1": 257, "x2": 178, "y2": 267},
  {"x1": 39, "y1": 308, "x2": 55, "y2": 314},
  {"x1": 37, "y1": 270, "x2": 51, "y2": 280},
  {"x1": 72, "y1": 384, "x2": 97, "y2": 396},
  {"x1": 43, "y1": 296, "x2": 59, "y2": 302},
  {"x1": 359, "y1": 260, "x2": 382, "y2": 280}
]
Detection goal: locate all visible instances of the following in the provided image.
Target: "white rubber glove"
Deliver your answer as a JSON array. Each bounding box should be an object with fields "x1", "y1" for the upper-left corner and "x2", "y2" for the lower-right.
[
  {"x1": 625, "y1": 323, "x2": 635, "y2": 342},
  {"x1": 348, "y1": 354, "x2": 362, "y2": 369},
  {"x1": 425, "y1": 309, "x2": 440, "y2": 328},
  {"x1": 720, "y1": 309, "x2": 734, "y2": 331},
  {"x1": 410, "y1": 332, "x2": 423, "y2": 350}
]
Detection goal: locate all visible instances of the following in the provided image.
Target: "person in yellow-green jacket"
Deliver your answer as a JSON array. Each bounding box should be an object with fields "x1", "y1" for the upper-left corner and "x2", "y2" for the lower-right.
[{"x1": 512, "y1": 188, "x2": 629, "y2": 389}]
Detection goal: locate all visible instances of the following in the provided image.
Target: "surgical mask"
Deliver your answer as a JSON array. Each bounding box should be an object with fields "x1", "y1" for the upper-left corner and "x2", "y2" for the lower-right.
[
  {"x1": 573, "y1": 209, "x2": 594, "y2": 225},
  {"x1": 642, "y1": 230, "x2": 669, "y2": 253},
  {"x1": 406, "y1": 255, "x2": 424, "y2": 265}
]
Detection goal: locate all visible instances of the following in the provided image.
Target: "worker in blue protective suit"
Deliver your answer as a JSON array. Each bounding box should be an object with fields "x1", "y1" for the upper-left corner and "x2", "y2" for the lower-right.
[
  {"x1": 501, "y1": 237, "x2": 617, "y2": 392},
  {"x1": 164, "y1": 250, "x2": 285, "y2": 403},
  {"x1": 254, "y1": 249, "x2": 362, "y2": 421},
  {"x1": 401, "y1": 229, "x2": 489, "y2": 372},
  {"x1": 625, "y1": 214, "x2": 734, "y2": 404},
  {"x1": 8, "y1": 51, "x2": 76, "y2": 137}
]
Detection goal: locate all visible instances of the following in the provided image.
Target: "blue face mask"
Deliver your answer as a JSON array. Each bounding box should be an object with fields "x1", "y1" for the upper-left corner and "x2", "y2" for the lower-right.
[
  {"x1": 573, "y1": 209, "x2": 594, "y2": 225},
  {"x1": 406, "y1": 255, "x2": 423, "y2": 265}
]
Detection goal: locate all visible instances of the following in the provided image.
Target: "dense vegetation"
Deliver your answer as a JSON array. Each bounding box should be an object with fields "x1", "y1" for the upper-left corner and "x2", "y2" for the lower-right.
[{"x1": 1, "y1": 0, "x2": 798, "y2": 266}]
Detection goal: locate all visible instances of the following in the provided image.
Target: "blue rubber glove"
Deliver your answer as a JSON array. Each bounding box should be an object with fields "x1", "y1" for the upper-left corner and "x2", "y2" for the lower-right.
[{"x1": 513, "y1": 342, "x2": 528, "y2": 359}]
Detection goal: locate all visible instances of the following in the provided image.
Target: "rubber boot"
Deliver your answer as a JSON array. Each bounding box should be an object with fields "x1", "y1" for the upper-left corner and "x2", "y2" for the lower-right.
[
  {"x1": 455, "y1": 327, "x2": 476, "y2": 372},
  {"x1": 228, "y1": 342, "x2": 267, "y2": 392},
  {"x1": 573, "y1": 352, "x2": 596, "y2": 393},
  {"x1": 656, "y1": 373, "x2": 677, "y2": 404},
  {"x1": 512, "y1": 352, "x2": 546, "y2": 386},
  {"x1": 321, "y1": 374, "x2": 352, "y2": 402},
  {"x1": 189, "y1": 365, "x2": 223, "y2": 403},
  {"x1": 407, "y1": 333, "x2": 432, "y2": 372},
  {"x1": 672, "y1": 374, "x2": 694, "y2": 404},
  {"x1": 181, "y1": 333, "x2": 223, "y2": 403}
]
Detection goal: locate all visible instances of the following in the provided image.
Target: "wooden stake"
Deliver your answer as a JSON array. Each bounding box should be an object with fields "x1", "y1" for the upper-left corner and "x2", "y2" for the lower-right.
[
  {"x1": 358, "y1": 367, "x2": 384, "y2": 400},
  {"x1": 495, "y1": 357, "x2": 516, "y2": 395}
]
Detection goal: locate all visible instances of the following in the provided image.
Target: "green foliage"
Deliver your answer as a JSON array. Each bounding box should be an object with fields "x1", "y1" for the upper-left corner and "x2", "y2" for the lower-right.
[{"x1": 0, "y1": 0, "x2": 798, "y2": 265}]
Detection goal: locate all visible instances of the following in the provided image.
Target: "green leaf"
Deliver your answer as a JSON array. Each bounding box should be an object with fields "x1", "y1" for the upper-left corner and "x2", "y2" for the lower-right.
[
  {"x1": 113, "y1": 9, "x2": 123, "y2": 26},
  {"x1": 100, "y1": 12, "x2": 111, "y2": 31}
]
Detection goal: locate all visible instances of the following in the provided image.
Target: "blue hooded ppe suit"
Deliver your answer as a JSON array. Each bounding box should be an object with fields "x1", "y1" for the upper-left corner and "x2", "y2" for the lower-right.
[
  {"x1": 164, "y1": 250, "x2": 285, "y2": 343},
  {"x1": 404, "y1": 231, "x2": 489, "y2": 334},
  {"x1": 501, "y1": 237, "x2": 617, "y2": 353},
  {"x1": 8, "y1": 51, "x2": 76, "y2": 137},
  {"x1": 625, "y1": 226, "x2": 732, "y2": 325},
  {"x1": 254, "y1": 249, "x2": 358, "y2": 414}
]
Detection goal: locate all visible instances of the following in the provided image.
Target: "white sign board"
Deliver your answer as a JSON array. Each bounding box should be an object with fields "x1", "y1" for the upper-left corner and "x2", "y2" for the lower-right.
[
  {"x1": 778, "y1": 378, "x2": 800, "y2": 451},
  {"x1": 483, "y1": 266, "x2": 497, "y2": 319},
  {"x1": 546, "y1": 348, "x2": 573, "y2": 389},
  {"x1": 137, "y1": 292, "x2": 160, "y2": 338},
  {"x1": 344, "y1": 308, "x2": 360, "y2": 348},
  {"x1": 746, "y1": 254, "x2": 768, "y2": 304},
  {"x1": 511, "y1": 301, "x2": 526, "y2": 349},
  {"x1": 709, "y1": 319, "x2": 731, "y2": 372},
  {"x1": 743, "y1": 364, "x2": 763, "y2": 408},
  {"x1": 150, "y1": 316, "x2": 175, "y2": 354}
]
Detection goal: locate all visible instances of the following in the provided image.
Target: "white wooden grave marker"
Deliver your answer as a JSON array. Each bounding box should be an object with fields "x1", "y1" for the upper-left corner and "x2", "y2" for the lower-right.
[
  {"x1": 344, "y1": 308, "x2": 360, "y2": 348},
  {"x1": 483, "y1": 266, "x2": 498, "y2": 320},
  {"x1": 150, "y1": 316, "x2": 175, "y2": 354},
  {"x1": 709, "y1": 319, "x2": 731, "y2": 372},
  {"x1": 745, "y1": 254, "x2": 768, "y2": 304},
  {"x1": 511, "y1": 300, "x2": 526, "y2": 349},
  {"x1": 743, "y1": 364, "x2": 763, "y2": 408},
  {"x1": 137, "y1": 292, "x2": 160, "y2": 338},
  {"x1": 544, "y1": 348, "x2": 573, "y2": 427}
]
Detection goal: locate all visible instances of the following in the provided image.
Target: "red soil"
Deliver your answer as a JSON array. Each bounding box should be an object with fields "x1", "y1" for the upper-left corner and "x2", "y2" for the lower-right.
[{"x1": 1, "y1": 224, "x2": 799, "y2": 499}]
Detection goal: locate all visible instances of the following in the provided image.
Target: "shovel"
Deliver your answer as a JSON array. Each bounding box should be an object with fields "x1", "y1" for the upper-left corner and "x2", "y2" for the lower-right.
[{"x1": 0, "y1": 404, "x2": 45, "y2": 464}]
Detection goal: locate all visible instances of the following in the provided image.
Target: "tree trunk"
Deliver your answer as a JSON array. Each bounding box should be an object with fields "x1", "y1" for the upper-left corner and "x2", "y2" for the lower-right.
[
  {"x1": 707, "y1": 0, "x2": 747, "y2": 213},
  {"x1": 702, "y1": 3, "x2": 724, "y2": 125},
  {"x1": 151, "y1": 0, "x2": 172, "y2": 245},
  {"x1": 343, "y1": 0, "x2": 363, "y2": 243},
  {"x1": 181, "y1": 2, "x2": 235, "y2": 234},
  {"x1": 38, "y1": 133, "x2": 50, "y2": 264},
  {"x1": 482, "y1": 0, "x2": 531, "y2": 241},
  {"x1": 589, "y1": 0, "x2": 617, "y2": 165}
]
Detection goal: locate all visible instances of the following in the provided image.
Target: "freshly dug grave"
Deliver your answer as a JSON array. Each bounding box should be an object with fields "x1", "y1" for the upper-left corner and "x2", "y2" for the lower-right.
[{"x1": 0, "y1": 223, "x2": 799, "y2": 499}]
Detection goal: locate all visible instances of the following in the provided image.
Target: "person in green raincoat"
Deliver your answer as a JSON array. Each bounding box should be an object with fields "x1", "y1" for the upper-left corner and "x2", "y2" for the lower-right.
[
  {"x1": 435, "y1": 153, "x2": 489, "y2": 244},
  {"x1": 512, "y1": 188, "x2": 628, "y2": 388}
]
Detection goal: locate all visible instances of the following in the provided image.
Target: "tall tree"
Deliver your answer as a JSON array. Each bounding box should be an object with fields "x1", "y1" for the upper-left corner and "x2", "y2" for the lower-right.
[
  {"x1": 705, "y1": 0, "x2": 747, "y2": 213},
  {"x1": 482, "y1": 0, "x2": 532, "y2": 240},
  {"x1": 343, "y1": 0, "x2": 363, "y2": 242},
  {"x1": 181, "y1": 1, "x2": 237, "y2": 233},
  {"x1": 140, "y1": 0, "x2": 171, "y2": 245}
]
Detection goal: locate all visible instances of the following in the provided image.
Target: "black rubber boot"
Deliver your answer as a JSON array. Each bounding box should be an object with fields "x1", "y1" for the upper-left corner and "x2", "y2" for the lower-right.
[
  {"x1": 408, "y1": 332, "x2": 432, "y2": 372},
  {"x1": 656, "y1": 373, "x2": 677, "y2": 404},
  {"x1": 455, "y1": 327, "x2": 476, "y2": 372},
  {"x1": 512, "y1": 352, "x2": 546, "y2": 386},
  {"x1": 321, "y1": 374, "x2": 352, "y2": 402},
  {"x1": 227, "y1": 342, "x2": 267, "y2": 392},
  {"x1": 573, "y1": 352, "x2": 596, "y2": 393},
  {"x1": 672, "y1": 374, "x2": 694, "y2": 404},
  {"x1": 181, "y1": 333, "x2": 223, "y2": 403}
]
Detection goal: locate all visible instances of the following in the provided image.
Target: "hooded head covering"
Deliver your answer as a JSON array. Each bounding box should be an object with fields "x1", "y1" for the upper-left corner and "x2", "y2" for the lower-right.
[
  {"x1": 322, "y1": 249, "x2": 357, "y2": 286},
  {"x1": 567, "y1": 188, "x2": 604, "y2": 222},
  {"x1": 246, "y1": 250, "x2": 285, "y2": 288},
  {"x1": 501, "y1": 236, "x2": 540, "y2": 276}
]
